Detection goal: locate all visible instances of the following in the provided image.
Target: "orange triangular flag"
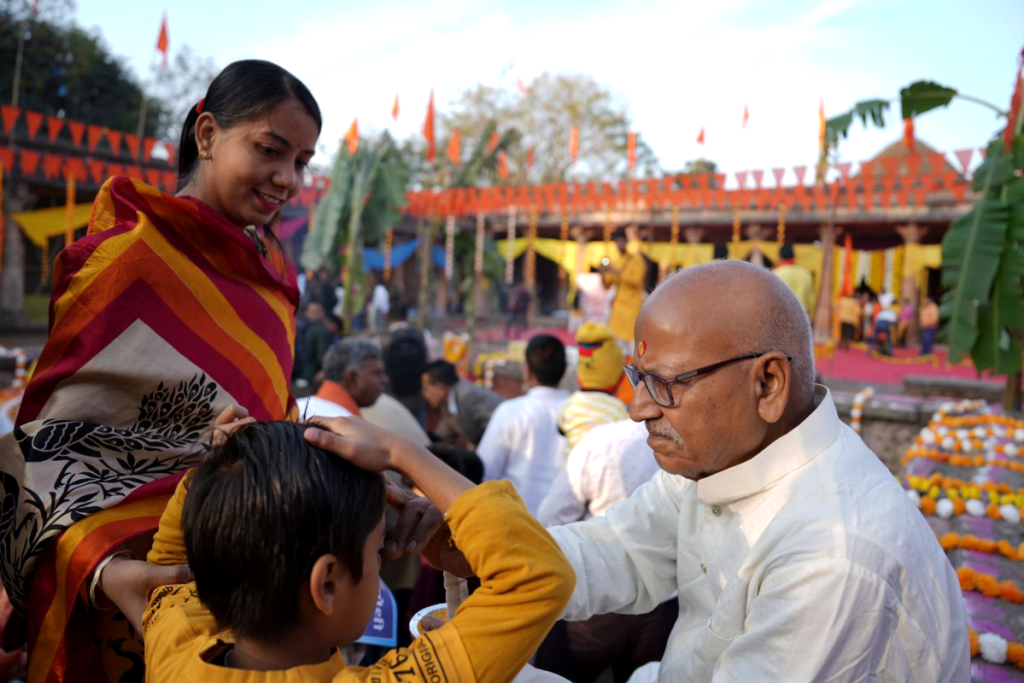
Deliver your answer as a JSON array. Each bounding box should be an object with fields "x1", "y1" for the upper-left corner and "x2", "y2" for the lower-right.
[
  {"x1": 448, "y1": 128, "x2": 461, "y2": 166},
  {"x1": 488, "y1": 130, "x2": 500, "y2": 154},
  {"x1": 392, "y1": 94, "x2": 399, "y2": 122},
  {"x1": 696, "y1": 127, "x2": 705, "y2": 145},
  {"x1": 627, "y1": 132, "x2": 636, "y2": 171},
  {"x1": 344, "y1": 118, "x2": 359, "y2": 155},
  {"x1": 423, "y1": 90, "x2": 435, "y2": 163},
  {"x1": 526, "y1": 146, "x2": 534, "y2": 169},
  {"x1": 569, "y1": 125, "x2": 579, "y2": 162},
  {"x1": 742, "y1": 104, "x2": 749, "y2": 129},
  {"x1": 156, "y1": 12, "x2": 169, "y2": 69},
  {"x1": 818, "y1": 98, "x2": 826, "y2": 150}
]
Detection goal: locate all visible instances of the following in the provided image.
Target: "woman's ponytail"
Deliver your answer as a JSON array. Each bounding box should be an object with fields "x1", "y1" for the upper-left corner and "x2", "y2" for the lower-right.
[{"x1": 177, "y1": 102, "x2": 203, "y2": 189}]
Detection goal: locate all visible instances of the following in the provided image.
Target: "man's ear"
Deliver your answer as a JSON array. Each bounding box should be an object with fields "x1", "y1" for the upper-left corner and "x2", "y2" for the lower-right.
[
  {"x1": 343, "y1": 367, "x2": 361, "y2": 390},
  {"x1": 755, "y1": 353, "x2": 791, "y2": 424},
  {"x1": 308, "y1": 554, "x2": 344, "y2": 616}
]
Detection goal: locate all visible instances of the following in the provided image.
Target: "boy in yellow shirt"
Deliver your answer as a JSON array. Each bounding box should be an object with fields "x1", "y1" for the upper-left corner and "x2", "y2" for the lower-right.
[{"x1": 98, "y1": 419, "x2": 574, "y2": 682}]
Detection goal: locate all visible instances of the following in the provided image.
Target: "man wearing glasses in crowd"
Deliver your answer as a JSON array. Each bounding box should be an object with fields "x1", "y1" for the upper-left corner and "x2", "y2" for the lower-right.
[
  {"x1": 541, "y1": 259, "x2": 968, "y2": 682},
  {"x1": 308, "y1": 260, "x2": 968, "y2": 682}
]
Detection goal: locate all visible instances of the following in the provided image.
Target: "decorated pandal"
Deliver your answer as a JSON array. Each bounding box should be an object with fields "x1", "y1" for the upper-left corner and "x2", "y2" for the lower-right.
[{"x1": 902, "y1": 401, "x2": 1024, "y2": 680}]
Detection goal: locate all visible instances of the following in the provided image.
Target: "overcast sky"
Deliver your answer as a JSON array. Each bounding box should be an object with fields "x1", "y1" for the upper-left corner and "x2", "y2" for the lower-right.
[{"x1": 75, "y1": 0, "x2": 1024, "y2": 185}]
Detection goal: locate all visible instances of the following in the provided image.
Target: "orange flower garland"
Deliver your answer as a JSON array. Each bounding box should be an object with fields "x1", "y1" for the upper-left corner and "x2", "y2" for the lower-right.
[{"x1": 956, "y1": 567, "x2": 1024, "y2": 603}]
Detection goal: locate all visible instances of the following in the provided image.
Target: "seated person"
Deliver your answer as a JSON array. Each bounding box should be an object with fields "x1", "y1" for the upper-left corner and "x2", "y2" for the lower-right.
[{"x1": 97, "y1": 419, "x2": 573, "y2": 682}]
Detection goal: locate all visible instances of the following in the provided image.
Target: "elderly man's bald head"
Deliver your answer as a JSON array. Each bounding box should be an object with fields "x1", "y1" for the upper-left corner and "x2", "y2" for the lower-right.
[
  {"x1": 646, "y1": 260, "x2": 814, "y2": 401},
  {"x1": 628, "y1": 260, "x2": 817, "y2": 479}
]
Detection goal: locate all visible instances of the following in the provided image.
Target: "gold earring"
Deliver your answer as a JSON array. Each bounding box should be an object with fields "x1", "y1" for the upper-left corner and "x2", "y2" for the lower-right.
[{"x1": 199, "y1": 149, "x2": 212, "y2": 161}]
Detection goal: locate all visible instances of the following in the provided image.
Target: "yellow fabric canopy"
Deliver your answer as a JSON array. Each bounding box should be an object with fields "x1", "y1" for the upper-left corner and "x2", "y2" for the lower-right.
[{"x1": 12, "y1": 203, "x2": 93, "y2": 248}]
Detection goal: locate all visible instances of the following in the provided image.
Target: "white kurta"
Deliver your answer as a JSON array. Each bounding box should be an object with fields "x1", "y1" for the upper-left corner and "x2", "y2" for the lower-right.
[
  {"x1": 476, "y1": 386, "x2": 570, "y2": 515},
  {"x1": 538, "y1": 419, "x2": 659, "y2": 526},
  {"x1": 548, "y1": 386, "x2": 968, "y2": 682}
]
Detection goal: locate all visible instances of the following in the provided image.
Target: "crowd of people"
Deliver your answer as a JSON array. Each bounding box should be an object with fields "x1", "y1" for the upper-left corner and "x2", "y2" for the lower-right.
[{"x1": 0, "y1": 57, "x2": 972, "y2": 683}]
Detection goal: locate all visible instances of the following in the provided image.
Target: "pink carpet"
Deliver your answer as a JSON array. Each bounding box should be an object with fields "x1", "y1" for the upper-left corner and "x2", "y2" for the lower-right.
[
  {"x1": 815, "y1": 346, "x2": 1001, "y2": 385},
  {"x1": 475, "y1": 327, "x2": 1002, "y2": 387}
]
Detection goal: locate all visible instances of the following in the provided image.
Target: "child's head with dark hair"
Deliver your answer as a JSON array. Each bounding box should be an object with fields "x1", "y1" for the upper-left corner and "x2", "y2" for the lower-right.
[
  {"x1": 177, "y1": 60, "x2": 321, "y2": 230},
  {"x1": 182, "y1": 421, "x2": 385, "y2": 646},
  {"x1": 525, "y1": 334, "x2": 567, "y2": 387}
]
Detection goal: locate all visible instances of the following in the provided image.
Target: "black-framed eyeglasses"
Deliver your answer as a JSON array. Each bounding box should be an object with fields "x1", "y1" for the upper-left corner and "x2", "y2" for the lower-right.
[{"x1": 624, "y1": 352, "x2": 792, "y2": 408}]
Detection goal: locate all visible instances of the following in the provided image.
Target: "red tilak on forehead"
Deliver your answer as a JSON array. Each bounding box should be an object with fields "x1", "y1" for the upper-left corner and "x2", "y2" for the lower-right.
[{"x1": 637, "y1": 340, "x2": 647, "y2": 358}]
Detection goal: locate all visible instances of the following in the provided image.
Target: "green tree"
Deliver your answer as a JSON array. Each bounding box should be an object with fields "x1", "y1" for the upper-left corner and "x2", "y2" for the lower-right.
[
  {"x1": 0, "y1": 2, "x2": 167, "y2": 135},
  {"x1": 438, "y1": 72, "x2": 658, "y2": 185}
]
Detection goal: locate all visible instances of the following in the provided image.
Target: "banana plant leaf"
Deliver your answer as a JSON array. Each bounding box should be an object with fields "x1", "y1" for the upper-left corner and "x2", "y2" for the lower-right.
[
  {"x1": 301, "y1": 148, "x2": 351, "y2": 271},
  {"x1": 974, "y1": 241, "x2": 1024, "y2": 374},
  {"x1": 900, "y1": 81, "x2": 958, "y2": 120},
  {"x1": 940, "y1": 141, "x2": 1012, "y2": 364},
  {"x1": 825, "y1": 99, "x2": 889, "y2": 146}
]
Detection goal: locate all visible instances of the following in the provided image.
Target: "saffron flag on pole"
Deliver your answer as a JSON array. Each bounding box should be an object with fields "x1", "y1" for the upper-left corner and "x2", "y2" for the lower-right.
[
  {"x1": 903, "y1": 117, "x2": 916, "y2": 154},
  {"x1": 742, "y1": 104, "x2": 749, "y2": 129},
  {"x1": 448, "y1": 128, "x2": 461, "y2": 166},
  {"x1": 488, "y1": 130, "x2": 500, "y2": 154},
  {"x1": 392, "y1": 94, "x2": 400, "y2": 122},
  {"x1": 818, "y1": 98, "x2": 826, "y2": 150},
  {"x1": 156, "y1": 12, "x2": 169, "y2": 69},
  {"x1": 627, "y1": 131, "x2": 636, "y2": 172},
  {"x1": 569, "y1": 125, "x2": 579, "y2": 163},
  {"x1": 344, "y1": 119, "x2": 359, "y2": 156},
  {"x1": 696, "y1": 127, "x2": 705, "y2": 145},
  {"x1": 423, "y1": 89, "x2": 435, "y2": 163}
]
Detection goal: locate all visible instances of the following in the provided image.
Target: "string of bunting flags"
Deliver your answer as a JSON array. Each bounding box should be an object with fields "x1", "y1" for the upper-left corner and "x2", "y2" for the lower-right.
[{"x1": 403, "y1": 149, "x2": 980, "y2": 219}]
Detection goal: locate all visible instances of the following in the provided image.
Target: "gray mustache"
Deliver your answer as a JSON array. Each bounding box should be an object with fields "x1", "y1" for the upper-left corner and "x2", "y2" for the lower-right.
[{"x1": 646, "y1": 420, "x2": 683, "y2": 444}]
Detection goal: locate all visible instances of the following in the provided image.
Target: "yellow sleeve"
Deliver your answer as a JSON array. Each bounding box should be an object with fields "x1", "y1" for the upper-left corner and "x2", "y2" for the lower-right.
[
  {"x1": 337, "y1": 481, "x2": 575, "y2": 683},
  {"x1": 146, "y1": 470, "x2": 194, "y2": 566}
]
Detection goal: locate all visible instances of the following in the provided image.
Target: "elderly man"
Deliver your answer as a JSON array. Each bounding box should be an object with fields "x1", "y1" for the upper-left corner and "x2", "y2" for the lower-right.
[
  {"x1": 308, "y1": 261, "x2": 967, "y2": 682},
  {"x1": 297, "y1": 338, "x2": 387, "y2": 418},
  {"x1": 547, "y1": 261, "x2": 968, "y2": 681}
]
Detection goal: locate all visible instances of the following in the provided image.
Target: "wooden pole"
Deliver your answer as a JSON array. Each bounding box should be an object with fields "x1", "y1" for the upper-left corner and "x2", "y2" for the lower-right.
[{"x1": 64, "y1": 172, "x2": 76, "y2": 248}]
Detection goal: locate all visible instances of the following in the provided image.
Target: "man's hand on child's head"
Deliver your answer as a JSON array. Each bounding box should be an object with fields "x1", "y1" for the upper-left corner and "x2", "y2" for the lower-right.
[
  {"x1": 384, "y1": 482, "x2": 446, "y2": 558},
  {"x1": 209, "y1": 405, "x2": 255, "y2": 448}
]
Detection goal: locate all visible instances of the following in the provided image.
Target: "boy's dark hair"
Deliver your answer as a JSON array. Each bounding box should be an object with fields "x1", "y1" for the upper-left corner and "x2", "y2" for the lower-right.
[
  {"x1": 526, "y1": 335, "x2": 567, "y2": 387},
  {"x1": 177, "y1": 60, "x2": 322, "y2": 186},
  {"x1": 424, "y1": 360, "x2": 459, "y2": 387},
  {"x1": 779, "y1": 242, "x2": 796, "y2": 260},
  {"x1": 182, "y1": 421, "x2": 384, "y2": 642}
]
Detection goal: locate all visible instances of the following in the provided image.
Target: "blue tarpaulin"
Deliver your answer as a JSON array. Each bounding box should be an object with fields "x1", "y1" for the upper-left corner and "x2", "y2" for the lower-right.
[{"x1": 362, "y1": 239, "x2": 446, "y2": 272}]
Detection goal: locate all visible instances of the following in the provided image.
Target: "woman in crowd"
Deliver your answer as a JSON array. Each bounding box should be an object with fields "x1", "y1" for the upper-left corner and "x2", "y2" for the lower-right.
[{"x1": 0, "y1": 59, "x2": 320, "y2": 682}]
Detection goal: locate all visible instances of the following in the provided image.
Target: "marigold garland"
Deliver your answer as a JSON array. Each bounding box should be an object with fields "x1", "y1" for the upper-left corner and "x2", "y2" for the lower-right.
[
  {"x1": 956, "y1": 567, "x2": 1024, "y2": 604},
  {"x1": 970, "y1": 627, "x2": 1024, "y2": 669},
  {"x1": 850, "y1": 387, "x2": 873, "y2": 435}
]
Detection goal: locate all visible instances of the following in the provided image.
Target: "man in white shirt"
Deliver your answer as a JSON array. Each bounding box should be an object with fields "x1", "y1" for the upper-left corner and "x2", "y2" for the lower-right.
[
  {"x1": 544, "y1": 261, "x2": 968, "y2": 682},
  {"x1": 476, "y1": 335, "x2": 570, "y2": 515},
  {"x1": 537, "y1": 419, "x2": 658, "y2": 526},
  {"x1": 535, "y1": 419, "x2": 672, "y2": 683},
  {"x1": 370, "y1": 276, "x2": 391, "y2": 331}
]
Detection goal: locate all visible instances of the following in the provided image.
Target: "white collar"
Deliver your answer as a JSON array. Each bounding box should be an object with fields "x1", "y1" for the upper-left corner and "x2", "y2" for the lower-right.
[
  {"x1": 447, "y1": 387, "x2": 459, "y2": 415},
  {"x1": 697, "y1": 385, "x2": 841, "y2": 505}
]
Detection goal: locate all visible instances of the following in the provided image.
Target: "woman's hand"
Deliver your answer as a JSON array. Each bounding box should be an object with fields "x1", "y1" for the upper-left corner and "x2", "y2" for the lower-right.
[
  {"x1": 98, "y1": 557, "x2": 193, "y2": 634},
  {"x1": 209, "y1": 405, "x2": 255, "y2": 447}
]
